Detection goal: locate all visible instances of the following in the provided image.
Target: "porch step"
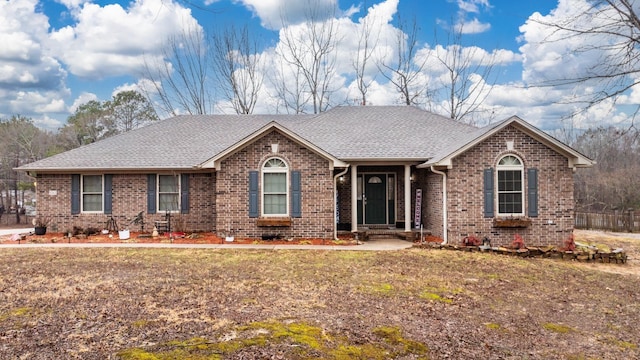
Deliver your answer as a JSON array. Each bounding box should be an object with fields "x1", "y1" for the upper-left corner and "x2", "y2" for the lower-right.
[{"x1": 356, "y1": 228, "x2": 423, "y2": 241}]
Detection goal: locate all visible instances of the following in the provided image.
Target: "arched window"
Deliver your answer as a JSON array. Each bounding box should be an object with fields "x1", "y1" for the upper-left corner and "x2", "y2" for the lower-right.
[
  {"x1": 497, "y1": 155, "x2": 524, "y2": 216},
  {"x1": 262, "y1": 157, "x2": 288, "y2": 216}
]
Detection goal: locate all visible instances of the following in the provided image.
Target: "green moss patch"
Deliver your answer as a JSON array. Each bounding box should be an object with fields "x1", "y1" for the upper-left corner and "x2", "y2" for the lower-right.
[
  {"x1": 117, "y1": 320, "x2": 429, "y2": 359},
  {"x1": 542, "y1": 322, "x2": 575, "y2": 334}
]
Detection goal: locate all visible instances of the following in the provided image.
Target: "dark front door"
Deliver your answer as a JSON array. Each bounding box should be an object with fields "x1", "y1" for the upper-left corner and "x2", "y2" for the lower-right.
[{"x1": 364, "y1": 174, "x2": 387, "y2": 224}]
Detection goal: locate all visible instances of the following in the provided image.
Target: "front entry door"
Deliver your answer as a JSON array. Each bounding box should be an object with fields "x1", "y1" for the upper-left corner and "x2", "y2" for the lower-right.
[{"x1": 364, "y1": 174, "x2": 387, "y2": 224}]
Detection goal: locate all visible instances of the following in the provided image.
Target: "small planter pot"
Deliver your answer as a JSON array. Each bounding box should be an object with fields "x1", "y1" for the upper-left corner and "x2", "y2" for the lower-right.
[{"x1": 34, "y1": 226, "x2": 47, "y2": 235}]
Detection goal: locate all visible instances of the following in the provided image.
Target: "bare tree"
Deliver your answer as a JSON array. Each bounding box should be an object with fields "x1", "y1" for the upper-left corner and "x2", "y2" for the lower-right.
[
  {"x1": 377, "y1": 16, "x2": 428, "y2": 106},
  {"x1": 142, "y1": 27, "x2": 213, "y2": 116},
  {"x1": 211, "y1": 25, "x2": 263, "y2": 114},
  {"x1": 277, "y1": 4, "x2": 340, "y2": 114},
  {"x1": 573, "y1": 126, "x2": 640, "y2": 210},
  {"x1": 0, "y1": 116, "x2": 52, "y2": 221},
  {"x1": 533, "y1": 0, "x2": 640, "y2": 128},
  {"x1": 432, "y1": 28, "x2": 499, "y2": 125},
  {"x1": 351, "y1": 3, "x2": 380, "y2": 106},
  {"x1": 270, "y1": 61, "x2": 311, "y2": 114}
]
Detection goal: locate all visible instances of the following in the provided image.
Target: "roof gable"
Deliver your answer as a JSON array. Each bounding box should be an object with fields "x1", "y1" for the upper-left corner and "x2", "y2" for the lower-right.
[
  {"x1": 418, "y1": 116, "x2": 595, "y2": 169},
  {"x1": 197, "y1": 121, "x2": 348, "y2": 170}
]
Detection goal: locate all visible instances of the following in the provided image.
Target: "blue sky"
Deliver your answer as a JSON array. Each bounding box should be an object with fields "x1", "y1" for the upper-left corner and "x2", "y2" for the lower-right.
[{"x1": 1, "y1": 0, "x2": 635, "y2": 134}]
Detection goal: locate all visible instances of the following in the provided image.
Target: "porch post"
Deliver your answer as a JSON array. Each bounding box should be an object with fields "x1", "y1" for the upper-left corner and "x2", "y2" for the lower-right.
[
  {"x1": 351, "y1": 165, "x2": 358, "y2": 233},
  {"x1": 404, "y1": 164, "x2": 411, "y2": 232}
]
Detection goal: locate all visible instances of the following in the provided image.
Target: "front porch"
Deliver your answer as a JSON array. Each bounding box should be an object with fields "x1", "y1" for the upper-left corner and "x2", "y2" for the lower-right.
[
  {"x1": 338, "y1": 225, "x2": 431, "y2": 242},
  {"x1": 337, "y1": 164, "x2": 421, "y2": 236}
]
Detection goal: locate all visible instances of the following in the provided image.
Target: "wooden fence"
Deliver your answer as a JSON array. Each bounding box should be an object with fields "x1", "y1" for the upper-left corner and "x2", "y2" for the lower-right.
[
  {"x1": 575, "y1": 210, "x2": 639, "y2": 233},
  {"x1": 0, "y1": 214, "x2": 35, "y2": 227}
]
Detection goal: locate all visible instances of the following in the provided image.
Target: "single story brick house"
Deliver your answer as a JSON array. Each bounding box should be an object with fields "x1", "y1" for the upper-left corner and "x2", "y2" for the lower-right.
[{"x1": 18, "y1": 106, "x2": 593, "y2": 246}]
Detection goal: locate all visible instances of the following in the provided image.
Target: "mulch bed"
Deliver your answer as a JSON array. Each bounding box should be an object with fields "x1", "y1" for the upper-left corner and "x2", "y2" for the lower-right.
[{"x1": 0, "y1": 230, "x2": 358, "y2": 246}]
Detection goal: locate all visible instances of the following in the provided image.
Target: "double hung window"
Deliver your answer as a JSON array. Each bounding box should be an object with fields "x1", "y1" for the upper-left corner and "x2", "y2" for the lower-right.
[
  {"x1": 158, "y1": 175, "x2": 180, "y2": 212},
  {"x1": 497, "y1": 155, "x2": 524, "y2": 216},
  {"x1": 262, "y1": 158, "x2": 288, "y2": 216},
  {"x1": 82, "y1": 175, "x2": 103, "y2": 212}
]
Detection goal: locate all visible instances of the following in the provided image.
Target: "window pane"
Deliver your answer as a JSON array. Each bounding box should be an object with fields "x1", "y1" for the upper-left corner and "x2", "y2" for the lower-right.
[
  {"x1": 499, "y1": 193, "x2": 522, "y2": 214},
  {"x1": 499, "y1": 155, "x2": 521, "y2": 166},
  {"x1": 498, "y1": 170, "x2": 521, "y2": 191},
  {"x1": 83, "y1": 175, "x2": 102, "y2": 192},
  {"x1": 159, "y1": 194, "x2": 179, "y2": 211},
  {"x1": 83, "y1": 194, "x2": 102, "y2": 212},
  {"x1": 264, "y1": 173, "x2": 286, "y2": 193},
  {"x1": 264, "y1": 194, "x2": 286, "y2": 214},
  {"x1": 265, "y1": 158, "x2": 286, "y2": 168},
  {"x1": 159, "y1": 175, "x2": 178, "y2": 192}
]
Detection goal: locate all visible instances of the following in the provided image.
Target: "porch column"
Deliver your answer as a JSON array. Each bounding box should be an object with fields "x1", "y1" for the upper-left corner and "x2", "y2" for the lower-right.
[
  {"x1": 351, "y1": 165, "x2": 358, "y2": 233},
  {"x1": 404, "y1": 164, "x2": 411, "y2": 232}
]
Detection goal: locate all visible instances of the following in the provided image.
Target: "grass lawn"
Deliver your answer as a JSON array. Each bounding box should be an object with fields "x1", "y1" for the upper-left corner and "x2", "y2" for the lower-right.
[{"x1": 0, "y1": 230, "x2": 638, "y2": 359}]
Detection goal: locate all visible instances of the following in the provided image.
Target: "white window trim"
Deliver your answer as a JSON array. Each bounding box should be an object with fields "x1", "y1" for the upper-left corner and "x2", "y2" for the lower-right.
[
  {"x1": 261, "y1": 157, "x2": 289, "y2": 217},
  {"x1": 157, "y1": 174, "x2": 181, "y2": 213},
  {"x1": 496, "y1": 155, "x2": 525, "y2": 217},
  {"x1": 81, "y1": 174, "x2": 104, "y2": 213}
]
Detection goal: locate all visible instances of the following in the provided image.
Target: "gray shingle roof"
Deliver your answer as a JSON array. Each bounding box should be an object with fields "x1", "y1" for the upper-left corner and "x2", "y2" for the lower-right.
[{"x1": 17, "y1": 106, "x2": 486, "y2": 172}]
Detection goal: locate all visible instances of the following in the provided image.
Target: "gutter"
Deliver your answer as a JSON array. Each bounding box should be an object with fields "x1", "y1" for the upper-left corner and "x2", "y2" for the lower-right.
[
  {"x1": 430, "y1": 166, "x2": 448, "y2": 244},
  {"x1": 333, "y1": 166, "x2": 350, "y2": 240}
]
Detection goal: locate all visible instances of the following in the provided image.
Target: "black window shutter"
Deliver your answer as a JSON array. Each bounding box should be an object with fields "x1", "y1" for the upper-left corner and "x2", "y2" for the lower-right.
[
  {"x1": 71, "y1": 174, "x2": 80, "y2": 214},
  {"x1": 291, "y1": 170, "x2": 301, "y2": 217},
  {"x1": 527, "y1": 168, "x2": 538, "y2": 217},
  {"x1": 147, "y1": 174, "x2": 157, "y2": 214},
  {"x1": 249, "y1": 171, "x2": 259, "y2": 218},
  {"x1": 104, "y1": 174, "x2": 113, "y2": 214},
  {"x1": 181, "y1": 173, "x2": 190, "y2": 214},
  {"x1": 483, "y1": 168, "x2": 494, "y2": 218}
]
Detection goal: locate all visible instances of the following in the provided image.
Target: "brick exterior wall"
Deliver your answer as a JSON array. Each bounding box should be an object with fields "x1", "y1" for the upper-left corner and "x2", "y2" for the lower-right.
[
  {"x1": 215, "y1": 130, "x2": 335, "y2": 239},
  {"x1": 420, "y1": 170, "x2": 444, "y2": 238},
  {"x1": 35, "y1": 173, "x2": 215, "y2": 233},
  {"x1": 33, "y1": 125, "x2": 575, "y2": 246},
  {"x1": 443, "y1": 125, "x2": 575, "y2": 247}
]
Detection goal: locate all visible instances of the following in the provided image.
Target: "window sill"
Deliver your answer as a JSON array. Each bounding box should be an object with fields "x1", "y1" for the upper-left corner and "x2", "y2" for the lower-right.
[
  {"x1": 257, "y1": 217, "x2": 292, "y2": 227},
  {"x1": 493, "y1": 217, "x2": 531, "y2": 228}
]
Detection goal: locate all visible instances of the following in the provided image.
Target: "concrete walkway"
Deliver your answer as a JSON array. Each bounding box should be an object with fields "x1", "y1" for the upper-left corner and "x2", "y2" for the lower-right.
[{"x1": 0, "y1": 228, "x2": 414, "y2": 251}]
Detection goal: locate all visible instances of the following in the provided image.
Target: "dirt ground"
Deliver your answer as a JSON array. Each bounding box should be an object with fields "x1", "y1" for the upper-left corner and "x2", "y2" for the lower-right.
[{"x1": 0, "y1": 230, "x2": 638, "y2": 359}]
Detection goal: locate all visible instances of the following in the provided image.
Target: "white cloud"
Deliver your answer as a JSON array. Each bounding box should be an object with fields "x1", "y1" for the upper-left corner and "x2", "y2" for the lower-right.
[
  {"x1": 0, "y1": 0, "x2": 68, "y2": 124},
  {"x1": 237, "y1": 0, "x2": 339, "y2": 30},
  {"x1": 618, "y1": 79, "x2": 640, "y2": 105},
  {"x1": 69, "y1": 92, "x2": 98, "y2": 113},
  {"x1": 519, "y1": 0, "x2": 619, "y2": 85},
  {"x1": 49, "y1": 0, "x2": 201, "y2": 78},
  {"x1": 455, "y1": 0, "x2": 490, "y2": 14},
  {"x1": 439, "y1": 0, "x2": 492, "y2": 34},
  {"x1": 515, "y1": 0, "x2": 639, "y2": 129},
  {"x1": 456, "y1": 18, "x2": 491, "y2": 34},
  {"x1": 56, "y1": 0, "x2": 91, "y2": 10}
]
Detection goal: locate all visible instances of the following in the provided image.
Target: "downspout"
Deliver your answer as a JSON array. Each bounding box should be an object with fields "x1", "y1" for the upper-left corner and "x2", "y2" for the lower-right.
[
  {"x1": 430, "y1": 166, "x2": 448, "y2": 244},
  {"x1": 333, "y1": 166, "x2": 350, "y2": 240}
]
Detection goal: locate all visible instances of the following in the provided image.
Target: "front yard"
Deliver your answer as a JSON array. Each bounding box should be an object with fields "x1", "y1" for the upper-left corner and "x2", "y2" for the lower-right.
[{"x1": 0, "y1": 230, "x2": 638, "y2": 359}]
